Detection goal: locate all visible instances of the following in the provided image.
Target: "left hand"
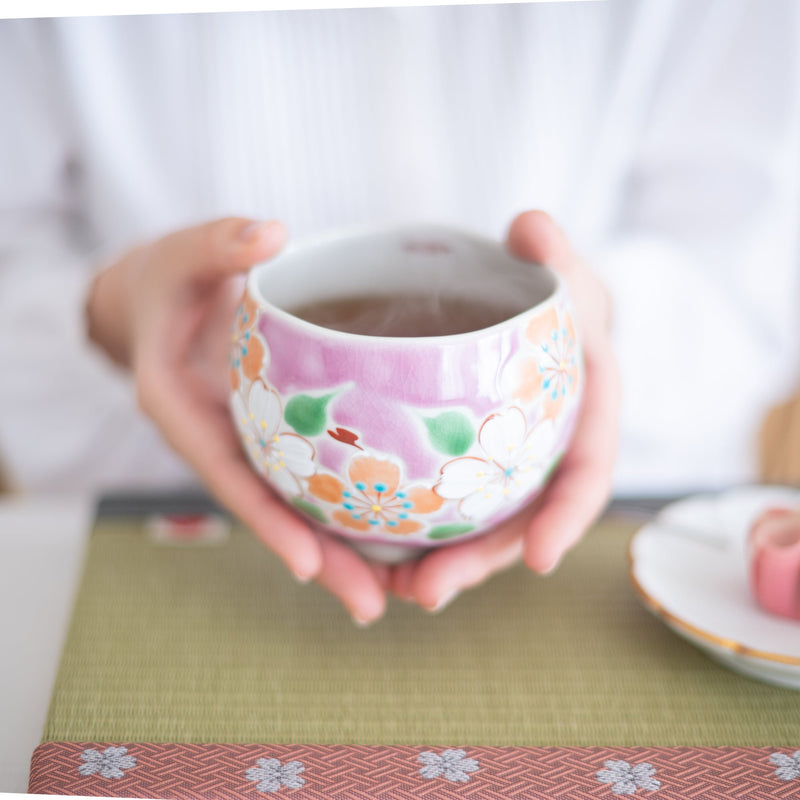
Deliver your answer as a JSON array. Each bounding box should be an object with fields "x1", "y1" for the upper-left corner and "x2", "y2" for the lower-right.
[
  {"x1": 390, "y1": 210, "x2": 621, "y2": 611},
  {"x1": 87, "y1": 217, "x2": 390, "y2": 625}
]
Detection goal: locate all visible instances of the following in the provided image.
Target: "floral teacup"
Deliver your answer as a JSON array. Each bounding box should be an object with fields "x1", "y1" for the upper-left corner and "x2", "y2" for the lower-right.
[{"x1": 229, "y1": 225, "x2": 583, "y2": 562}]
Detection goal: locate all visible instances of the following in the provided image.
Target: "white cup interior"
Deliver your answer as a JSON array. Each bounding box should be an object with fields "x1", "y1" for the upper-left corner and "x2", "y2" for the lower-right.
[{"x1": 253, "y1": 225, "x2": 557, "y2": 314}]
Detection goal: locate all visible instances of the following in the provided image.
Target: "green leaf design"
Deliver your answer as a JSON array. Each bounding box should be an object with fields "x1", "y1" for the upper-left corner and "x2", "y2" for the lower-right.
[
  {"x1": 427, "y1": 523, "x2": 475, "y2": 540},
  {"x1": 290, "y1": 497, "x2": 328, "y2": 524},
  {"x1": 284, "y1": 393, "x2": 333, "y2": 436},
  {"x1": 424, "y1": 411, "x2": 475, "y2": 456}
]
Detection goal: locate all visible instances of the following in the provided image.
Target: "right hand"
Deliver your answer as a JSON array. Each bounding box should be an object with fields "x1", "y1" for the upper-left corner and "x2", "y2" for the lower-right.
[
  {"x1": 389, "y1": 211, "x2": 620, "y2": 611},
  {"x1": 86, "y1": 217, "x2": 390, "y2": 625}
]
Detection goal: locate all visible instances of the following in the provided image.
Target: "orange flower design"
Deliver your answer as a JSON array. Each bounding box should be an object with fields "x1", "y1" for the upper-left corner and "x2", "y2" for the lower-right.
[
  {"x1": 515, "y1": 305, "x2": 580, "y2": 418},
  {"x1": 230, "y1": 293, "x2": 266, "y2": 391},
  {"x1": 307, "y1": 454, "x2": 443, "y2": 535}
]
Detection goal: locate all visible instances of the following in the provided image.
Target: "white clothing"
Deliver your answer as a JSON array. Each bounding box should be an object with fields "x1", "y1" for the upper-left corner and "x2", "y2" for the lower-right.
[{"x1": 0, "y1": 1, "x2": 799, "y2": 495}]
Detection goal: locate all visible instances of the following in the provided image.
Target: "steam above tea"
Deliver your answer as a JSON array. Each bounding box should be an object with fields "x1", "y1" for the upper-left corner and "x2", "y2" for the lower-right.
[{"x1": 288, "y1": 293, "x2": 527, "y2": 337}]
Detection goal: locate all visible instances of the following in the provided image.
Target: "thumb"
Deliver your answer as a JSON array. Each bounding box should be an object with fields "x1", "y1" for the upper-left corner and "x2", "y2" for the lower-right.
[
  {"x1": 506, "y1": 210, "x2": 576, "y2": 272},
  {"x1": 507, "y1": 210, "x2": 611, "y2": 336},
  {"x1": 157, "y1": 217, "x2": 288, "y2": 282}
]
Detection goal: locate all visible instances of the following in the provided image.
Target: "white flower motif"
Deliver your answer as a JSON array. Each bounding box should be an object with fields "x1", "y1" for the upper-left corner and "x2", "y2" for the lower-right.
[
  {"x1": 596, "y1": 760, "x2": 660, "y2": 795},
  {"x1": 231, "y1": 380, "x2": 316, "y2": 496},
  {"x1": 78, "y1": 747, "x2": 137, "y2": 779},
  {"x1": 245, "y1": 757, "x2": 305, "y2": 792},
  {"x1": 771, "y1": 751, "x2": 800, "y2": 781},
  {"x1": 435, "y1": 407, "x2": 557, "y2": 521},
  {"x1": 417, "y1": 749, "x2": 479, "y2": 783}
]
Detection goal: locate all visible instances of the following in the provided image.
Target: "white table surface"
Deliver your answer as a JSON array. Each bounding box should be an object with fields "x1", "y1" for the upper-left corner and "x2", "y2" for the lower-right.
[{"x1": 0, "y1": 494, "x2": 94, "y2": 794}]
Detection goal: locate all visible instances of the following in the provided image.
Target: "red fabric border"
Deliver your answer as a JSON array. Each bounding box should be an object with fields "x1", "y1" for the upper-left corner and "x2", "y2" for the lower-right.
[{"x1": 28, "y1": 742, "x2": 800, "y2": 799}]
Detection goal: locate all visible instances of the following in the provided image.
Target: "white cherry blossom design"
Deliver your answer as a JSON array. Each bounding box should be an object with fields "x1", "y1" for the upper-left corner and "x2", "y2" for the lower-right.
[
  {"x1": 435, "y1": 407, "x2": 557, "y2": 521},
  {"x1": 417, "y1": 750, "x2": 479, "y2": 782},
  {"x1": 771, "y1": 751, "x2": 800, "y2": 781},
  {"x1": 245, "y1": 757, "x2": 305, "y2": 792},
  {"x1": 231, "y1": 380, "x2": 316, "y2": 496},
  {"x1": 78, "y1": 747, "x2": 137, "y2": 779},
  {"x1": 596, "y1": 760, "x2": 660, "y2": 795}
]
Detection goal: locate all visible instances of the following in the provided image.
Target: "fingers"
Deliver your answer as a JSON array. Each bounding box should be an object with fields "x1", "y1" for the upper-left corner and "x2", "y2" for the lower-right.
[
  {"x1": 156, "y1": 217, "x2": 288, "y2": 283},
  {"x1": 522, "y1": 461, "x2": 608, "y2": 575},
  {"x1": 138, "y1": 366, "x2": 324, "y2": 581},
  {"x1": 126, "y1": 215, "x2": 392, "y2": 623},
  {"x1": 388, "y1": 211, "x2": 621, "y2": 613},
  {"x1": 129, "y1": 217, "x2": 287, "y2": 372},
  {"x1": 139, "y1": 363, "x2": 388, "y2": 624},
  {"x1": 314, "y1": 534, "x2": 388, "y2": 625},
  {"x1": 505, "y1": 209, "x2": 619, "y2": 572},
  {"x1": 524, "y1": 341, "x2": 620, "y2": 574},
  {"x1": 393, "y1": 347, "x2": 618, "y2": 606},
  {"x1": 507, "y1": 210, "x2": 576, "y2": 271},
  {"x1": 391, "y1": 522, "x2": 525, "y2": 612},
  {"x1": 390, "y1": 215, "x2": 620, "y2": 610},
  {"x1": 506, "y1": 210, "x2": 612, "y2": 336}
]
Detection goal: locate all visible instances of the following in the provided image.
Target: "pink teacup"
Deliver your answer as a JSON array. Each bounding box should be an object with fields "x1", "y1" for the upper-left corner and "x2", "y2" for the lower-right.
[
  {"x1": 229, "y1": 224, "x2": 583, "y2": 562},
  {"x1": 748, "y1": 507, "x2": 800, "y2": 621}
]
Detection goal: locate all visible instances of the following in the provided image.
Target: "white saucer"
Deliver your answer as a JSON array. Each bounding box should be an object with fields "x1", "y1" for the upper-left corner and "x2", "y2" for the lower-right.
[{"x1": 628, "y1": 485, "x2": 800, "y2": 689}]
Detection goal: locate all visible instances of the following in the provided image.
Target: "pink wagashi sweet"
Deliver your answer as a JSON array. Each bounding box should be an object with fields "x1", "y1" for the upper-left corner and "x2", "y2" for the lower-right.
[{"x1": 747, "y1": 506, "x2": 800, "y2": 621}]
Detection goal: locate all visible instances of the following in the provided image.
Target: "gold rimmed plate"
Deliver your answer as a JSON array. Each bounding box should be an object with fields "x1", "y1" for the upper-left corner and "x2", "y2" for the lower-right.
[{"x1": 628, "y1": 486, "x2": 800, "y2": 689}]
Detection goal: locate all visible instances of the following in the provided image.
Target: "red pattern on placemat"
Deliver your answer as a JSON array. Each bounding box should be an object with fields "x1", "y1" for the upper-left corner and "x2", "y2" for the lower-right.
[{"x1": 28, "y1": 742, "x2": 800, "y2": 799}]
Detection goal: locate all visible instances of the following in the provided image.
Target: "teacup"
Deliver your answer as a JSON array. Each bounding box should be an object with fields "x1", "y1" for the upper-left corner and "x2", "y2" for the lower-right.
[{"x1": 229, "y1": 224, "x2": 583, "y2": 562}]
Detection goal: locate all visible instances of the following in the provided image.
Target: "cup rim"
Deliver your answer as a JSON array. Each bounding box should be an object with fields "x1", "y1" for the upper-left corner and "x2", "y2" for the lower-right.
[{"x1": 245, "y1": 222, "x2": 568, "y2": 344}]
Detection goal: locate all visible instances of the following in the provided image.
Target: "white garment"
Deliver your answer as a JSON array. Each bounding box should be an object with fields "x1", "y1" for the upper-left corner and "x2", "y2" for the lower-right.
[{"x1": 0, "y1": 1, "x2": 798, "y2": 495}]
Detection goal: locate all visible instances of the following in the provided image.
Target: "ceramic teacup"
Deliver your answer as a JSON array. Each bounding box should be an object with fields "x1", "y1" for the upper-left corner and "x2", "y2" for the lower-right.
[{"x1": 229, "y1": 224, "x2": 583, "y2": 562}]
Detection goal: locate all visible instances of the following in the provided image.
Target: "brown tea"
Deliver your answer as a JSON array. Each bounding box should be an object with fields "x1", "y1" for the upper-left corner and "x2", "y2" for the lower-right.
[{"x1": 288, "y1": 293, "x2": 526, "y2": 337}]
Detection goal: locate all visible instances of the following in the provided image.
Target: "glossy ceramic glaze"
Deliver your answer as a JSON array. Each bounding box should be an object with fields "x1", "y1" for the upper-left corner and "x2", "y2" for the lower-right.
[{"x1": 229, "y1": 225, "x2": 583, "y2": 561}]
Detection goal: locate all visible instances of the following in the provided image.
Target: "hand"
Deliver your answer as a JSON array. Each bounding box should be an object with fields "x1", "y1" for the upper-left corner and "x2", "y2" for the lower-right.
[
  {"x1": 390, "y1": 210, "x2": 621, "y2": 611},
  {"x1": 86, "y1": 218, "x2": 389, "y2": 624}
]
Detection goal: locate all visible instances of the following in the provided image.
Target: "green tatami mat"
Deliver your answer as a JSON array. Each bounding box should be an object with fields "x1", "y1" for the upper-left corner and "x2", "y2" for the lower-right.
[{"x1": 43, "y1": 516, "x2": 800, "y2": 745}]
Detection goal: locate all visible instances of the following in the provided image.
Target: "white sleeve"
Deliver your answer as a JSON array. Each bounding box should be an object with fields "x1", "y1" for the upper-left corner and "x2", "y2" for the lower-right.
[
  {"x1": 0, "y1": 21, "x2": 193, "y2": 491},
  {"x1": 591, "y1": 0, "x2": 800, "y2": 494}
]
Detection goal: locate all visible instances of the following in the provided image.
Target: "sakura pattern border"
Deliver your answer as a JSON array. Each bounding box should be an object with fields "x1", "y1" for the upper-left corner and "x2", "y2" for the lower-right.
[{"x1": 29, "y1": 743, "x2": 800, "y2": 799}]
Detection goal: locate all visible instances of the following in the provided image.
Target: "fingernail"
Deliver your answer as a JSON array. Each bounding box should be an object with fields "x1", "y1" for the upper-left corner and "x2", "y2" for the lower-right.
[
  {"x1": 352, "y1": 615, "x2": 375, "y2": 628},
  {"x1": 237, "y1": 220, "x2": 267, "y2": 243},
  {"x1": 426, "y1": 589, "x2": 459, "y2": 614},
  {"x1": 538, "y1": 556, "x2": 561, "y2": 576},
  {"x1": 291, "y1": 569, "x2": 313, "y2": 585}
]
